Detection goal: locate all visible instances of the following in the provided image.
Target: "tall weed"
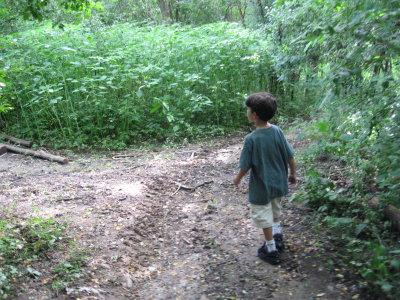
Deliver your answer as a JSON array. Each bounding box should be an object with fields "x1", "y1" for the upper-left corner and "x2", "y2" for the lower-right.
[{"x1": 0, "y1": 22, "x2": 270, "y2": 149}]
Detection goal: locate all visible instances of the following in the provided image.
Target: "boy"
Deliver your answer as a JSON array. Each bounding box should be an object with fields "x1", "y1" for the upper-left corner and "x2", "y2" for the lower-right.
[{"x1": 233, "y1": 92, "x2": 297, "y2": 265}]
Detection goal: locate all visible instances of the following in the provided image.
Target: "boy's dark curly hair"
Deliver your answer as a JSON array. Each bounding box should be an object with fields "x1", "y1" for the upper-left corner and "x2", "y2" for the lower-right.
[{"x1": 245, "y1": 92, "x2": 277, "y2": 122}]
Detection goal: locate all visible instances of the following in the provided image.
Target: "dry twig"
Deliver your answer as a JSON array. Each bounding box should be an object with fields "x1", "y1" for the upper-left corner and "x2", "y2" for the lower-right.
[{"x1": 171, "y1": 180, "x2": 213, "y2": 195}]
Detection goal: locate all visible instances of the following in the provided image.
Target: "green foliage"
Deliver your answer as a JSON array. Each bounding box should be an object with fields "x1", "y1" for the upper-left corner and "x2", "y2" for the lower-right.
[
  {"x1": 262, "y1": 0, "x2": 399, "y2": 215},
  {"x1": 0, "y1": 0, "x2": 398, "y2": 297},
  {"x1": 293, "y1": 128, "x2": 400, "y2": 298},
  {"x1": 0, "y1": 218, "x2": 65, "y2": 261},
  {"x1": 96, "y1": 0, "x2": 162, "y2": 24},
  {"x1": 21, "y1": 0, "x2": 95, "y2": 22},
  {"x1": 360, "y1": 244, "x2": 400, "y2": 298},
  {"x1": 1, "y1": 0, "x2": 249, "y2": 32},
  {"x1": 50, "y1": 250, "x2": 87, "y2": 295},
  {"x1": 0, "y1": 217, "x2": 66, "y2": 298},
  {"x1": 0, "y1": 0, "x2": 96, "y2": 34},
  {"x1": 169, "y1": 0, "x2": 247, "y2": 24},
  {"x1": 293, "y1": 164, "x2": 400, "y2": 299},
  {"x1": 0, "y1": 22, "x2": 269, "y2": 149},
  {"x1": 296, "y1": 168, "x2": 359, "y2": 216}
]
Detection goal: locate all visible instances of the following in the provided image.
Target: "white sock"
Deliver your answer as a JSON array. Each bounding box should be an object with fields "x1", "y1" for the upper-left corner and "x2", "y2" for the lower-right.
[
  {"x1": 265, "y1": 240, "x2": 276, "y2": 252},
  {"x1": 273, "y1": 222, "x2": 281, "y2": 235}
]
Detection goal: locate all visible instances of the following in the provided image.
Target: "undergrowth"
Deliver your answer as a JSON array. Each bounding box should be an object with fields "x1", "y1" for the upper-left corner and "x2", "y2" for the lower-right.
[
  {"x1": 0, "y1": 217, "x2": 86, "y2": 298},
  {"x1": 292, "y1": 121, "x2": 400, "y2": 299},
  {"x1": 50, "y1": 250, "x2": 87, "y2": 296}
]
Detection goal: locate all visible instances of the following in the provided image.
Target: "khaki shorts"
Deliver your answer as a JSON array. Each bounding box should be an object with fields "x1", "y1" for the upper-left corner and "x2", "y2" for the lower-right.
[{"x1": 249, "y1": 197, "x2": 282, "y2": 228}]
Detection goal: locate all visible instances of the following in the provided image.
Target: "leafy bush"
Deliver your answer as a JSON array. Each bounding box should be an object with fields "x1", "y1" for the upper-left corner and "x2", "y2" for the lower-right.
[
  {"x1": 294, "y1": 153, "x2": 400, "y2": 299},
  {"x1": 0, "y1": 218, "x2": 66, "y2": 298},
  {"x1": 0, "y1": 22, "x2": 270, "y2": 149},
  {"x1": 50, "y1": 250, "x2": 87, "y2": 295}
]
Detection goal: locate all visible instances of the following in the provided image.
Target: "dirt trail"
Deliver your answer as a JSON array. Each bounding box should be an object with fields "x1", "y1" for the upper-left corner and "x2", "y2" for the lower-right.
[{"x1": 0, "y1": 132, "x2": 360, "y2": 299}]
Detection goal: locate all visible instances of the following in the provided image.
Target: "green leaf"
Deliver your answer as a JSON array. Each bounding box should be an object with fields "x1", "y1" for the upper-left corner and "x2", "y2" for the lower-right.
[
  {"x1": 380, "y1": 282, "x2": 392, "y2": 292},
  {"x1": 339, "y1": 134, "x2": 353, "y2": 142},
  {"x1": 150, "y1": 103, "x2": 161, "y2": 114},
  {"x1": 391, "y1": 168, "x2": 400, "y2": 177},
  {"x1": 335, "y1": 217, "x2": 352, "y2": 224},
  {"x1": 162, "y1": 101, "x2": 170, "y2": 111},
  {"x1": 304, "y1": 41, "x2": 313, "y2": 53},
  {"x1": 166, "y1": 114, "x2": 174, "y2": 122},
  {"x1": 390, "y1": 259, "x2": 400, "y2": 270},
  {"x1": 92, "y1": 1, "x2": 104, "y2": 11},
  {"x1": 26, "y1": 267, "x2": 41, "y2": 277},
  {"x1": 61, "y1": 47, "x2": 77, "y2": 52},
  {"x1": 317, "y1": 123, "x2": 329, "y2": 132},
  {"x1": 355, "y1": 223, "x2": 367, "y2": 236}
]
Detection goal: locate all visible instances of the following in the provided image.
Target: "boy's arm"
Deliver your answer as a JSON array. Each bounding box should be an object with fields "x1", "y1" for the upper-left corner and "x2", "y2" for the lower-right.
[
  {"x1": 288, "y1": 158, "x2": 297, "y2": 184},
  {"x1": 233, "y1": 169, "x2": 248, "y2": 187}
]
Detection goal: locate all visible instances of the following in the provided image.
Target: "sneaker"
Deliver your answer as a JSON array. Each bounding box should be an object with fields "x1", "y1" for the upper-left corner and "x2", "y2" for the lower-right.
[
  {"x1": 273, "y1": 233, "x2": 284, "y2": 251},
  {"x1": 257, "y1": 244, "x2": 280, "y2": 265}
]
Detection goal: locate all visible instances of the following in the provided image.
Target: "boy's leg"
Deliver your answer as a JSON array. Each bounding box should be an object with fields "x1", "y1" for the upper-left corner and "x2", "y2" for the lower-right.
[
  {"x1": 273, "y1": 218, "x2": 281, "y2": 234},
  {"x1": 249, "y1": 203, "x2": 280, "y2": 264},
  {"x1": 262, "y1": 226, "x2": 273, "y2": 241},
  {"x1": 272, "y1": 196, "x2": 282, "y2": 236},
  {"x1": 258, "y1": 226, "x2": 280, "y2": 265},
  {"x1": 271, "y1": 197, "x2": 284, "y2": 250},
  {"x1": 262, "y1": 226, "x2": 277, "y2": 252}
]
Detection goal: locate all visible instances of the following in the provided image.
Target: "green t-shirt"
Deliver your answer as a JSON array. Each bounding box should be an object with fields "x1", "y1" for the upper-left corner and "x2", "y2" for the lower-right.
[{"x1": 238, "y1": 125, "x2": 295, "y2": 205}]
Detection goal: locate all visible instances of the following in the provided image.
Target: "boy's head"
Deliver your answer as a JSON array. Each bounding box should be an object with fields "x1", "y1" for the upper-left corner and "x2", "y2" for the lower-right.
[{"x1": 245, "y1": 92, "x2": 277, "y2": 122}]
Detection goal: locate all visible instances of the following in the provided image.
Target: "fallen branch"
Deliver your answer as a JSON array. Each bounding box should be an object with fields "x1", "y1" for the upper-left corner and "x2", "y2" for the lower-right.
[
  {"x1": 0, "y1": 133, "x2": 33, "y2": 148},
  {"x1": 112, "y1": 154, "x2": 138, "y2": 159},
  {"x1": 171, "y1": 179, "x2": 189, "y2": 196},
  {"x1": 175, "y1": 149, "x2": 199, "y2": 153},
  {"x1": 172, "y1": 180, "x2": 213, "y2": 194},
  {"x1": 1, "y1": 143, "x2": 68, "y2": 164},
  {"x1": 215, "y1": 259, "x2": 238, "y2": 266},
  {"x1": 290, "y1": 218, "x2": 307, "y2": 229},
  {"x1": 0, "y1": 144, "x2": 6, "y2": 155}
]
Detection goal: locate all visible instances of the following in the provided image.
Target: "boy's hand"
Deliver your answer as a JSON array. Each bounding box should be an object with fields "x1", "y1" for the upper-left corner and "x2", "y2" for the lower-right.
[
  {"x1": 233, "y1": 169, "x2": 248, "y2": 187},
  {"x1": 233, "y1": 176, "x2": 241, "y2": 187},
  {"x1": 288, "y1": 158, "x2": 297, "y2": 184},
  {"x1": 288, "y1": 174, "x2": 297, "y2": 184}
]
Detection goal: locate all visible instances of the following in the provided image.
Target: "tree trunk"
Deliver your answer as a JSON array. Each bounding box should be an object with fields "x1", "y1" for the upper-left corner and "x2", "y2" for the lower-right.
[
  {"x1": 157, "y1": 0, "x2": 172, "y2": 22},
  {"x1": 256, "y1": 0, "x2": 265, "y2": 19},
  {"x1": 237, "y1": 2, "x2": 247, "y2": 25}
]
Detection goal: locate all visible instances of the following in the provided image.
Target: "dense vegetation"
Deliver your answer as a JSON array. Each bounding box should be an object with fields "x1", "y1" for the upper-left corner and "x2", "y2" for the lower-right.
[
  {"x1": 0, "y1": 0, "x2": 399, "y2": 298},
  {"x1": 1, "y1": 22, "x2": 268, "y2": 148}
]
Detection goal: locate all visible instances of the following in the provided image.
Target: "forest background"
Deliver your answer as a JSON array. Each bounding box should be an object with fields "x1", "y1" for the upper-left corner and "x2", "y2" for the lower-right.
[{"x1": 0, "y1": 0, "x2": 399, "y2": 299}]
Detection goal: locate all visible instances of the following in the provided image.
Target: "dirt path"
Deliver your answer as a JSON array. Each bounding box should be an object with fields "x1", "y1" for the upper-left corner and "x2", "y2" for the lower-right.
[{"x1": 0, "y1": 132, "x2": 360, "y2": 300}]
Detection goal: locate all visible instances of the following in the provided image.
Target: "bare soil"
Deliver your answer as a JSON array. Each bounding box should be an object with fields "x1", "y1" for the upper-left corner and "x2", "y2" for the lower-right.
[{"x1": 0, "y1": 132, "x2": 361, "y2": 300}]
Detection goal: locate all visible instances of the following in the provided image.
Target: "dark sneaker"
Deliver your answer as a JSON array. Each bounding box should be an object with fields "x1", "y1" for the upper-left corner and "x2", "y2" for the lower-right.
[
  {"x1": 274, "y1": 233, "x2": 284, "y2": 251},
  {"x1": 257, "y1": 245, "x2": 280, "y2": 265}
]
